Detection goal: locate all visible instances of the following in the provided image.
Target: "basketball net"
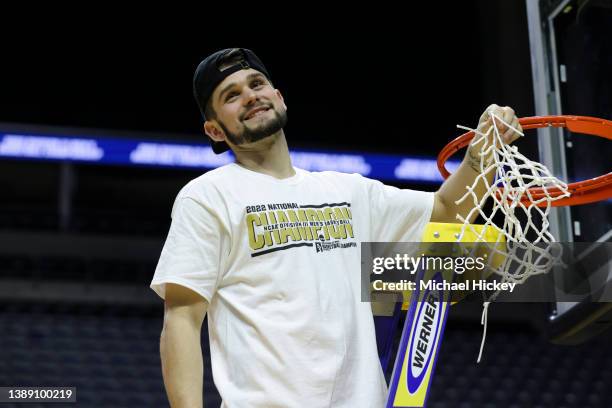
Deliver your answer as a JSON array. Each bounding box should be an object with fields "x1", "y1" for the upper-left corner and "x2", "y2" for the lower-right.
[{"x1": 455, "y1": 111, "x2": 569, "y2": 362}]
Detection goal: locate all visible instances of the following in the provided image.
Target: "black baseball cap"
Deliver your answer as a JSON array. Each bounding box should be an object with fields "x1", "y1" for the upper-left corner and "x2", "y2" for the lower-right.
[{"x1": 193, "y1": 48, "x2": 271, "y2": 154}]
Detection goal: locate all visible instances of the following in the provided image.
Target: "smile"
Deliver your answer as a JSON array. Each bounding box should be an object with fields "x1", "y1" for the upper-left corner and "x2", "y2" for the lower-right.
[{"x1": 244, "y1": 107, "x2": 270, "y2": 120}]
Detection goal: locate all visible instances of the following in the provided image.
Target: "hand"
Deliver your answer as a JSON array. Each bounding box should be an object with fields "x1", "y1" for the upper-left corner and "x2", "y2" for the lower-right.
[
  {"x1": 475, "y1": 104, "x2": 523, "y2": 145},
  {"x1": 465, "y1": 104, "x2": 523, "y2": 172}
]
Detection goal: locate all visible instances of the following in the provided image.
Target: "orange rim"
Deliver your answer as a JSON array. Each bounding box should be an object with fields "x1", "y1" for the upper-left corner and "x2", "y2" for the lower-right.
[{"x1": 437, "y1": 115, "x2": 612, "y2": 207}]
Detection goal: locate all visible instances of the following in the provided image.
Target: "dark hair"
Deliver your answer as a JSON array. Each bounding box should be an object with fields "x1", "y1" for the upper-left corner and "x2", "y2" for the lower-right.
[{"x1": 204, "y1": 95, "x2": 217, "y2": 120}]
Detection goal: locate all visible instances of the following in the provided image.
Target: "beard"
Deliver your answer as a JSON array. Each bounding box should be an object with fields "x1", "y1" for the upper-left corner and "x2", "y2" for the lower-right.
[{"x1": 220, "y1": 107, "x2": 288, "y2": 147}]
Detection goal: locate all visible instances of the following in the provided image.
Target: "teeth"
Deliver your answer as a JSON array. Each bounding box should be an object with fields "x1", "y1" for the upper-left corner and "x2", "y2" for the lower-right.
[{"x1": 248, "y1": 108, "x2": 267, "y2": 119}]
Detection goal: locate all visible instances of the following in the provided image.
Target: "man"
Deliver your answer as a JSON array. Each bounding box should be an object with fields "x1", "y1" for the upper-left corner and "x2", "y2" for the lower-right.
[{"x1": 150, "y1": 48, "x2": 521, "y2": 407}]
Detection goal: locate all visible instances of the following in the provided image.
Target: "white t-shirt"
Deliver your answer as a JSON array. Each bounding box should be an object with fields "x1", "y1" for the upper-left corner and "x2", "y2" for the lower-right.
[{"x1": 151, "y1": 163, "x2": 434, "y2": 408}]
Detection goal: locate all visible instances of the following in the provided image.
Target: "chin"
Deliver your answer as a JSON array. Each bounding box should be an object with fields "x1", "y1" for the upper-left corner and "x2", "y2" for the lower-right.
[{"x1": 248, "y1": 131, "x2": 277, "y2": 144}]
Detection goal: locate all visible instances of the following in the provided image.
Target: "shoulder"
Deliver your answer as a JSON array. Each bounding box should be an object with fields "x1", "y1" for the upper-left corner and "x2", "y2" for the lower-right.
[
  {"x1": 177, "y1": 164, "x2": 237, "y2": 201},
  {"x1": 168, "y1": 164, "x2": 238, "y2": 218}
]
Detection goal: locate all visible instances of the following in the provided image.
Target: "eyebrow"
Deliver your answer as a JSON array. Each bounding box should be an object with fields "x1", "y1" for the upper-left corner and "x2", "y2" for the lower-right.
[{"x1": 218, "y1": 73, "x2": 267, "y2": 102}]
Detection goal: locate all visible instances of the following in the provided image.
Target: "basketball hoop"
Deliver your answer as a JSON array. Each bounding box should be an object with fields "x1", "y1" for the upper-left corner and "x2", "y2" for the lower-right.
[
  {"x1": 438, "y1": 115, "x2": 612, "y2": 207},
  {"x1": 436, "y1": 113, "x2": 612, "y2": 362}
]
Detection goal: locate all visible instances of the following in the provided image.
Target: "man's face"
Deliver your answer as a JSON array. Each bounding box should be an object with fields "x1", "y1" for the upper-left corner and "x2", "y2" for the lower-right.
[{"x1": 206, "y1": 68, "x2": 287, "y2": 148}]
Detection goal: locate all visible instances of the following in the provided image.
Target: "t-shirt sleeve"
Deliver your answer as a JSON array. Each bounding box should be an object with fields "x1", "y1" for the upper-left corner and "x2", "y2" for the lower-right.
[
  {"x1": 150, "y1": 194, "x2": 227, "y2": 302},
  {"x1": 362, "y1": 176, "x2": 435, "y2": 242}
]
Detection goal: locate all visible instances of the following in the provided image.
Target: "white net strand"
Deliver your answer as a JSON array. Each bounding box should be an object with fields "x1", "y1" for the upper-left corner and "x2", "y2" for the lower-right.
[
  {"x1": 477, "y1": 301, "x2": 490, "y2": 363},
  {"x1": 454, "y1": 111, "x2": 570, "y2": 362}
]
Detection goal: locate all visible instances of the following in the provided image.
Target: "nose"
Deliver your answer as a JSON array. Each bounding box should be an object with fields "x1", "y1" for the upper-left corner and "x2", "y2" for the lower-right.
[{"x1": 242, "y1": 87, "x2": 258, "y2": 106}]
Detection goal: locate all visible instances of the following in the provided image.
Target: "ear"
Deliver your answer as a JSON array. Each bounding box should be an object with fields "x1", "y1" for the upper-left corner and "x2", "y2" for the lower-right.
[
  {"x1": 203, "y1": 120, "x2": 226, "y2": 143},
  {"x1": 275, "y1": 89, "x2": 287, "y2": 110}
]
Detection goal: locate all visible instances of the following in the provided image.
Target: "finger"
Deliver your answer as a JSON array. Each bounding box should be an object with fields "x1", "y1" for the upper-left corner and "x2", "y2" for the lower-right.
[
  {"x1": 503, "y1": 118, "x2": 522, "y2": 142},
  {"x1": 479, "y1": 109, "x2": 493, "y2": 125},
  {"x1": 502, "y1": 106, "x2": 516, "y2": 130},
  {"x1": 493, "y1": 113, "x2": 507, "y2": 134},
  {"x1": 499, "y1": 108, "x2": 512, "y2": 131},
  {"x1": 511, "y1": 117, "x2": 522, "y2": 136},
  {"x1": 479, "y1": 110, "x2": 489, "y2": 122},
  {"x1": 509, "y1": 116, "x2": 522, "y2": 134},
  {"x1": 487, "y1": 103, "x2": 500, "y2": 113},
  {"x1": 483, "y1": 104, "x2": 499, "y2": 120},
  {"x1": 478, "y1": 118, "x2": 492, "y2": 131}
]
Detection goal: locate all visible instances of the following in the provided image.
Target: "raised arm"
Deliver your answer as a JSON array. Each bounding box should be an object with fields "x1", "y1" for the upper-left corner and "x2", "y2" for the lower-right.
[{"x1": 431, "y1": 104, "x2": 522, "y2": 223}]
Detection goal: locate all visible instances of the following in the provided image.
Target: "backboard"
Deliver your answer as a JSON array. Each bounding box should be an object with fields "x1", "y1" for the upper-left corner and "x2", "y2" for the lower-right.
[{"x1": 526, "y1": 0, "x2": 612, "y2": 342}]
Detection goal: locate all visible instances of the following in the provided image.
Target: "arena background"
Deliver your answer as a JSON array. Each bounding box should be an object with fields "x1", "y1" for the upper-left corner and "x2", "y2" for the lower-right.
[{"x1": 1, "y1": 1, "x2": 611, "y2": 407}]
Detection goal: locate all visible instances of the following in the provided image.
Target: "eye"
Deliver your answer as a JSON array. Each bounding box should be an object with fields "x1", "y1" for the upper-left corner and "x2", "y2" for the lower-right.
[
  {"x1": 225, "y1": 91, "x2": 239, "y2": 102},
  {"x1": 251, "y1": 79, "x2": 265, "y2": 88}
]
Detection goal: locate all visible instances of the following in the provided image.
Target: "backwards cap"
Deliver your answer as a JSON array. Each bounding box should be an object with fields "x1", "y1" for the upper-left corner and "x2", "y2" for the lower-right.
[{"x1": 193, "y1": 48, "x2": 271, "y2": 154}]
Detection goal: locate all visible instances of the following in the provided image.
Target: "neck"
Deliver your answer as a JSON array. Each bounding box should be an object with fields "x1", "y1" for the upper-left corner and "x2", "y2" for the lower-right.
[{"x1": 232, "y1": 131, "x2": 295, "y2": 179}]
